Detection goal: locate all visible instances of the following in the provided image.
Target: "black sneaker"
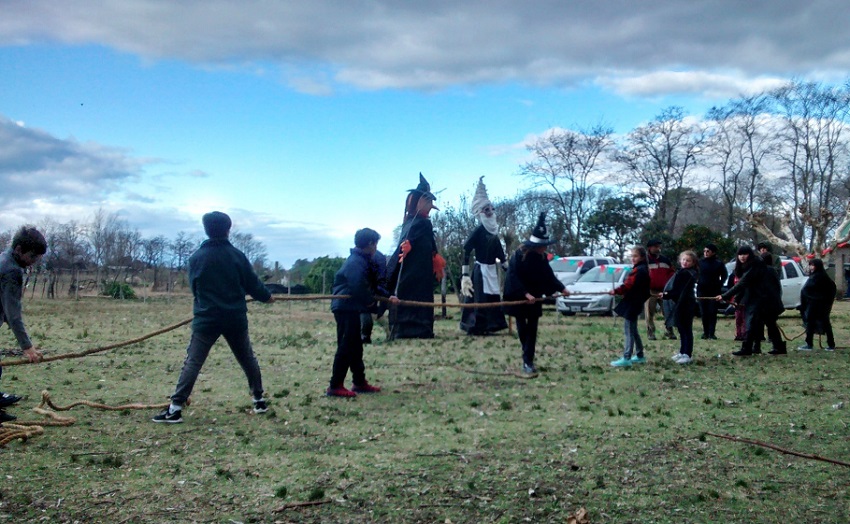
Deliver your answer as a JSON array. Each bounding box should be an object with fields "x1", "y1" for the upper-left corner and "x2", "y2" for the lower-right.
[
  {"x1": 252, "y1": 399, "x2": 268, "y2": 414},
  {"x1": 0, "y1": 410, "x2": 16, "y2": 423},
  {"x1": 152, "y1": 407, "x2": 183, "y2": 424},
  {"x1": 0, "y1": 393, "x2": 22, "y2": 408}
]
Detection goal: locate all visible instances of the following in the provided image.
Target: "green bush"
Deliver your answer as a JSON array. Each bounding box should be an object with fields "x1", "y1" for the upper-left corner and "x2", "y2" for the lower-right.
[{"x1": 102, "y1": 282, "x2": 136, "y2": 299}]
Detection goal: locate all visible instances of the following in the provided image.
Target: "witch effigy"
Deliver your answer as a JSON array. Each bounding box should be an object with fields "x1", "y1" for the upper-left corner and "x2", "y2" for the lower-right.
[
  {"x1": 386, "y1": 173, "x2": 445, "y2": 339},
  {"x1": 459, "y1": 177, "x2": 509, "y2": 335}
]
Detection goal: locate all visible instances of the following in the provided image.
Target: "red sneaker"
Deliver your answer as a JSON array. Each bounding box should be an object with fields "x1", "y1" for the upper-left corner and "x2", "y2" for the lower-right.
[
  {"x1": 326, "y1": 386, "x2": 357, "y2": 398},
  {"x1": 352, "y1": 383, "x2": 381, "y2": 394}
]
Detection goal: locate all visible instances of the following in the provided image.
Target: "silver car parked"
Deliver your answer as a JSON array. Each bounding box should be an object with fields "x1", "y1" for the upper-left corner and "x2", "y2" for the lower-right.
[{"x1": 555, "y1": 264, "x2": 630, "y2": 316}]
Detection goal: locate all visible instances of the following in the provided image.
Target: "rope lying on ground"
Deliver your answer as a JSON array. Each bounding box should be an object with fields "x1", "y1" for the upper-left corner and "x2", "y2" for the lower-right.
[
  {"x1": 0, "y1": 390, "x2": 170, "y2": 447},
  {"x1": 705, "y1": 432, "x2": 850, "y2": 468}
]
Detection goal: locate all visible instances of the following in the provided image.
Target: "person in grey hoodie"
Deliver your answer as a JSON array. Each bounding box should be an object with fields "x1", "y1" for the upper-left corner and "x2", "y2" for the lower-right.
[{"x1": 0, "y1": 226, "x2": 47, "y2": 422}]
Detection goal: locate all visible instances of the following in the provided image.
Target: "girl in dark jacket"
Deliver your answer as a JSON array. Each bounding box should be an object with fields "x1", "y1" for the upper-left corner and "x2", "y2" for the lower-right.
[
  {"x1": 503, "y1": 214, "x2": 567, "y2": 376},
  {"x1": 609, "y1": 246, "x2": 651, "y2": 367},
  {"x1": 718, "y1": 246, "x2": 785, "y2": 356},
  {"x1": 798, "y1": 258, "x2": 836, "y2": 351},
  {"x1": 663, "y1": 251, "x2": 699, "y2": 364}
]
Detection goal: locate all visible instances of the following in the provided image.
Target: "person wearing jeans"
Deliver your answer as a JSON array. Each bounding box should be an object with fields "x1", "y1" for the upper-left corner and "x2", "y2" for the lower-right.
[{"x1": 610, "y1": 246, "x2": 651, "y2": 367}]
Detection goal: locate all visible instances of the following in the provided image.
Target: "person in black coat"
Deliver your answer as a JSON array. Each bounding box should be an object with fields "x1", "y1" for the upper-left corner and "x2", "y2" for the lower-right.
[
  {"x1": 697, "y1": 243, "x2": 728, "y2": 339},
  {"x1": 503, "y1": 213, "x2": 567, "y2": 376},
  {"x1": 386, "y1": 173, "x2": 444, "y2": 340},
  {"x1": 609, "y1": 246, "x2": 651, "y2": 367},
  {"x1": 718, "y1": 246, "x2": 785, "y2": 356},
  {"x1": 663, "y1": 251, "x2": 699, "y2": 363},
  {"x1": 798, "y1": 258, "x2": 836, "y2": 351}
]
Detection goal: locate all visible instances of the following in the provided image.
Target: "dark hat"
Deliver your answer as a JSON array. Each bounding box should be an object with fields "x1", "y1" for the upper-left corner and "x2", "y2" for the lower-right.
[
  {"x1": 408, "y1": 173, "x2": 439, "y2": 210},
  {"x1": 647, "y1": 239, "x2": 662, "y2": 247},
  {"x1": 202, "y1": 211, "x2": 232, "y2": 239},
  {"x1": 756, "y1": 241, "x2": 771, "y2": 250},
  {"x1": 523, "y1": 212, "x2": 555, "y2": 247},
  {"x1": 704, "y1": 243, "x2": 718, "y2": 253}
]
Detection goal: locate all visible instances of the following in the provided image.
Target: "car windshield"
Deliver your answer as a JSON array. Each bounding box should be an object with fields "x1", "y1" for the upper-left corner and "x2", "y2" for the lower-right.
[
  {"x1": 549, "y1": 258, "x2": 584, "y2": 273},
  {"x1": 576, "y1": 265, "x2": 624, "y2": 283}
]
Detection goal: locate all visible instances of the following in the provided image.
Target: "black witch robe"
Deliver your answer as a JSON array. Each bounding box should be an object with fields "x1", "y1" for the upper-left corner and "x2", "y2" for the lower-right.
[
  {"x1": 386, "y1": 216, "x2": 437, "y2": 339},
  {"x1": 459, "y1": 225, "x2": 508, "y2": 334}
]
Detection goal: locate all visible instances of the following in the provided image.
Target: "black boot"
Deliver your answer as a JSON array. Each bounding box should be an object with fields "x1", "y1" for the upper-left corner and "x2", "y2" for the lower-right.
[{"x1": 769, "y1": 341, "x2": 787, "y2": 355}]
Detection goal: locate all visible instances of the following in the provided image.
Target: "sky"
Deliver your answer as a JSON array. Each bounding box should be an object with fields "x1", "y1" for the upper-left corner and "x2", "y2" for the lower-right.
[{"x1": 2, "y1": 1, "x2": 849, "y2": 268}]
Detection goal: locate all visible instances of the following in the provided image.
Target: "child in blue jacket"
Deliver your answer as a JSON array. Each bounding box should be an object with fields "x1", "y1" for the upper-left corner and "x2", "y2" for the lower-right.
[{"x1": 328, "y1": 229, "x2": 397, "y2": 397}]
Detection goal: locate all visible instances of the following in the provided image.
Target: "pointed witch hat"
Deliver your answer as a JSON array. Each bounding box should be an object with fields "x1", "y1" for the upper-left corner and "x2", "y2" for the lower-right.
[
  {"x1": 470, "y1": 176, "x2": 492, "y2": 215},
  {"x1": 523, "y1": 212, "x2": 555, "y2": 246}
]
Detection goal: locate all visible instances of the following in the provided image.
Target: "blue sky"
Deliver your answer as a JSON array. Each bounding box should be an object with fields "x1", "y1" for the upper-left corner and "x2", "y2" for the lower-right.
[{"x1": 2, "y1": 1, "x2": 848, "y2": 267}]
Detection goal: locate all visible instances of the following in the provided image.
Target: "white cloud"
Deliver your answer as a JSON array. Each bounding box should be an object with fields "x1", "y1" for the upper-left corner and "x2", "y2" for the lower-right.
[
  {"x1": 2, "y1": 1, "x2": 849, "y2": 96},
  {"x1": 598, "y1": 71, "x2": 790, "y2": 99}
]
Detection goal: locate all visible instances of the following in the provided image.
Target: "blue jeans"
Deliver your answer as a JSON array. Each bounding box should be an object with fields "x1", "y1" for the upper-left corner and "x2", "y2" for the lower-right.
[
  {"x1": 514, "y1": 315, "x2": 540, "y2": 366},
  {"x1": 171, "y1": 327, "x2": 264, "y2": 406},
  {"x1": 623, "y1": 318, "x2": 644, "y2": 359}
]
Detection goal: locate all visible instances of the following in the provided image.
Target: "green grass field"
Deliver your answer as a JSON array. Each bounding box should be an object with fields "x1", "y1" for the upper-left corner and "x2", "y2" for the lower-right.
[{"x1": 2, "y1": 295, "x2": 849, "y2": 523}]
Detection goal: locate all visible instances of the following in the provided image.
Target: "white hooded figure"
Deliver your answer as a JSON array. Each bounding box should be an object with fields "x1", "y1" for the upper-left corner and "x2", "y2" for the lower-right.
[{"x1": 459, "y1": 177, "x2": 508, "y2": 335}]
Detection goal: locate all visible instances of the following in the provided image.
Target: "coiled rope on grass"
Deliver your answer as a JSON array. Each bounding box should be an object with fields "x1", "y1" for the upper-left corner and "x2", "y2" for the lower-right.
[{"x1": 0, "y1": 390, "x2": 171, "y2": 447}]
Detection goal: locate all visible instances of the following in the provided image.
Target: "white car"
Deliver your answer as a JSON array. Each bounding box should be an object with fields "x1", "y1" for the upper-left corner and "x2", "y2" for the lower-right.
[
  {"x1": 555, "y1": 264, "x2": 630, "y2": 316},
  {"x1": 549, "y1": 256, "x2": 617, "y2": 288}
]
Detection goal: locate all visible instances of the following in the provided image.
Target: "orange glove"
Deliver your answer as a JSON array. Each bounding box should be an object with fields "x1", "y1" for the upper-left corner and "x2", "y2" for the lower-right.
[
  {"x1": 398, "y1": 240, "x2": 411, "y2": 262},
  {"x1": 432, "y1": 253, "x2": 446, "y2": 280}
]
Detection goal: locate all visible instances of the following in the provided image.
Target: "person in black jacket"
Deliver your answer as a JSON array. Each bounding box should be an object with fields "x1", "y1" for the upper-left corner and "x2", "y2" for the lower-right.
[
  {"x1": 717, "y1": 246, "x2": 785, "y2": 356},
  {"x1": 328, "y1": 229, "x2": 397, "y2": 397},
  {"x1": 697, "y1": 243, "x2": 728, "y2": 340},
  {"x1": 153, "y1": 212, "x2": 275, "y2": 424},
  {"x1": 797, "y1": 258, "x2": 836, "y2": 351},
  {"x1": 609, "y1": 246, "x2": 651, "y2": 367},
  {"x1": 503, "y1": 213, "x2": 567, "y2": 376},
  {"x1": 664, "y1": 251, "x2": 699, "y2": 364}
]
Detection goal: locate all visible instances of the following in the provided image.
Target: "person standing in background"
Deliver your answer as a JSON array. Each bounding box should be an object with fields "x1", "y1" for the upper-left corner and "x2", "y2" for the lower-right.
[
  {"x1": 644, "y1": 239, "x2": 676, "y2": 340},
  {"x1": 697, "y1": 243, "x2": 728, "y2": 340}
]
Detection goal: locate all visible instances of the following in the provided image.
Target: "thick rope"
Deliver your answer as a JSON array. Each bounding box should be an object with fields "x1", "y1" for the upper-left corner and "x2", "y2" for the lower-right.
[
  {"x1": 0, "y1": 390, "x2": 170, "y2": 447},
  {"x1": 3, "y1": 316, "x2": 193, "y2": 367}
]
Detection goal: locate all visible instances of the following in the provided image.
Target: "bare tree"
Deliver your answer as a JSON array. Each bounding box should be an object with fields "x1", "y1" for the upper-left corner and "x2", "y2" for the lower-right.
[
  {"x1": 230, "y1": 230, "x2": 269, "y2": 273},
  {"x1": 142, "y1": 235, "x2": 168, "y2": 290},
  {"x1": 705, "y1": 95, "x2": 774, "y2": 237},
  {"x1": 615, "y1": 107, "x2": 705, "y2": 235},
  {"x1": 766, "y1": 80, "x2": 850, "y2": 251},
  {"x1": 519, "y1": 124, "x2": 614, "y2": 254}
]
